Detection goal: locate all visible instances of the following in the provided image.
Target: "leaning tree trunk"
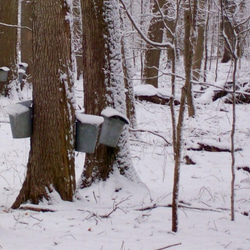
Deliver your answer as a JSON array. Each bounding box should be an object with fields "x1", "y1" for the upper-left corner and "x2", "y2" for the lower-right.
[
  {"x1": 79, "y1": 0, "x2": 139, "y2": 188},
  {"x1": 12, "y1": 0, "x2": 75, "y2": 208},
  {"x1": 0, "y1": 0, "x2": 18, "y2": 95}
]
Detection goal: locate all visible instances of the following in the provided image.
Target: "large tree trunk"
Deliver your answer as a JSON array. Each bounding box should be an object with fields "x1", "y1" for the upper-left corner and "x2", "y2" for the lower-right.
[
  {"x1": 142, "y1": 0, "x2": 166, "y2": 88},
  {"x1": 12, "y1": 0, "x2": 75, "y2": 208},
  {"x1": 80, "y1": 0, "x2": 138, "y2": 188},
  {"x1": 0, "y1": 0, "x2": 18, "y2": 95}
]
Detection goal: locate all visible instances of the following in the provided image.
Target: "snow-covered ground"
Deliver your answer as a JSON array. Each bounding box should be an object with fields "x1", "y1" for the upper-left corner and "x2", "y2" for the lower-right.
[{"x1": 0, "y1": 60, "x2": 250, "y2": 249}]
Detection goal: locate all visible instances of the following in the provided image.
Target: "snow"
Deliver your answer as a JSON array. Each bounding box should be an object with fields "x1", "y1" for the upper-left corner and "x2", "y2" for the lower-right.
[
  {"x1": 134, "y1": 84, "x2": 158, "y2": 96},
  {"x1": 1, "y1": 59, "x2": 250, "y2": 249},
  {"x1": 76, "y1": 112, "x2": 104, "y2": 126},
  {"x1": 18, "y1": 62, "x2": 28, "y2": 68},
  {"x1": 101, "y1": 107, "x2": 129, "y2": 125},
  {"x1": 4, "y1": 103, "x2": 30, "y2": 116},
  {"x1": 18, "y1": 69, "x2": 25, "y2": 74},
  {"x1": 0, "y1": 67, "x2": 10, "y2": 72}
]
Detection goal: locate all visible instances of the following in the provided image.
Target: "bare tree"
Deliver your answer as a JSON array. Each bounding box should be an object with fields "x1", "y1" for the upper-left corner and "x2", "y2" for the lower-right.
[
  {"x1": 12, "y1": 0, "x2": 76, "y2": 208},
  {"x1": 220, "y1": 0, "x2": 249, "y2": 221}
]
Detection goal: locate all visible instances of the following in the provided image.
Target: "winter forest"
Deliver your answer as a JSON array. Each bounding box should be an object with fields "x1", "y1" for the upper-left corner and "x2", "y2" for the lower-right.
[{"x1": 0, "y1": 0, "x2": 250, "y2": 249}]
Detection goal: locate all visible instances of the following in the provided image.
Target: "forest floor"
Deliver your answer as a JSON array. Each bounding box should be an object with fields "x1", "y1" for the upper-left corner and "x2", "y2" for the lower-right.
[{"x1": 0, "y1": 60, "x2": 250, "y2": 249}]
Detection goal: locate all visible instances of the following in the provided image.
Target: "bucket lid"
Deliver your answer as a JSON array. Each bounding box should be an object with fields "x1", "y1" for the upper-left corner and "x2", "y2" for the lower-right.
[
  {"x1": 76, "y1": 112, "x2": 104, "y2": 126},
  {"x1": 101, "y1": 107, "x2": 129, "y2": 125},
  {"x1": 0, "y1": 67, "x2": 10, "y2": 72}
]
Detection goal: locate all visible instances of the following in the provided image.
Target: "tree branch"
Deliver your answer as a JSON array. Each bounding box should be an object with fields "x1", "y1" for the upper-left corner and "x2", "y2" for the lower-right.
[
  {"x1": 119, "y1": 0, "x2": 173, "y2": 48},
  {"x1": 0, "y1": 22, "x2": 32, "y2": 31}
]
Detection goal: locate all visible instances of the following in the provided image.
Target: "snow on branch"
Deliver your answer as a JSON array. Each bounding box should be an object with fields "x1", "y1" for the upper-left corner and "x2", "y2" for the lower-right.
[{"x1": 119, "y1": 0, "x2": 174, "y2": 49}]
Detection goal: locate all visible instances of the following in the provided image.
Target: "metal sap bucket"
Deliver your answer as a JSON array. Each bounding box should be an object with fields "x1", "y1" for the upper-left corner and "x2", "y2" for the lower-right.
[
  {"x1": 0, "y1": 67, "x2": 10, "y2": 82},
  {"x1": 75, "y1": 113, "x2": 104, "y2": 153},
  {"x1": 99, "y1": 107, "x2": 129, "y2": 147},
  {"x1": 6, "y1": 100, "x2": 33, "y2": 138}
]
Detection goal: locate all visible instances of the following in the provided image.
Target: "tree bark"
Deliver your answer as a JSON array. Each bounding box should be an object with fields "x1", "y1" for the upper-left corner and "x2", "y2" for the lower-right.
[
  {"x1": 0, "y1": 0, "x2": 18, "y2": 95},
  {"x1": 80, "y1": 0, "x2": 139, "y2": 188},
  {"x1": 143, "y1": 0, "x2": 166, "y2": 88},
  {"x1": 12, "y1": 0, "x2": 75, "y2": 208}
]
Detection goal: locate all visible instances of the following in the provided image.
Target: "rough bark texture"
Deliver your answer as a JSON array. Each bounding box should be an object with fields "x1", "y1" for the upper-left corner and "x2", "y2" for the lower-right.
[
  {"x1": 80, "y1": 0, "x2": 138, "y2": 188},
  {"x1": 12, "y1": 0, "x2": 75, "y2": 208},
  {"x1": 143, "y1": 0, "x2": 166, "y2": 88},
  {"x1": 0, "y1": 0, "x2": 18, "y2": 95}
]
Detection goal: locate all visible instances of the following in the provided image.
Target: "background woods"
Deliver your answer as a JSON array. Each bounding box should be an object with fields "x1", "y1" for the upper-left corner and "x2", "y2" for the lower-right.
[{"x1": 0, "y1": 0, "x2": 249, "y2": 245}]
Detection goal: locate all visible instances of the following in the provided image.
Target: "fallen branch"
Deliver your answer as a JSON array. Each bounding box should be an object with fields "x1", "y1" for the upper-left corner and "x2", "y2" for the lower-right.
[
  {"x1": 188, "y1": 142, "x2": 242, "y2": 152},
  {"x1": 135, "y1": 94, "x2": 180, "y2": 106},
  {"x1": 19, "y1": 206, "x2": 55, "y2": 213},
  {"x1": 155, "y1": 243, "x2": 182, "y2": 250},
  {"x1": 135, "y1": 203, "x2": 229, "y2": 213}
]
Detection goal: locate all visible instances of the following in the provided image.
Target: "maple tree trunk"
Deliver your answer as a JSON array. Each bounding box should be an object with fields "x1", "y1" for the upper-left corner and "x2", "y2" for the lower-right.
[
  {"x1": 12, "y1": 0, "x2": 75, "y2": 208},
  {"x1": 80, "y1": 0, "x2": 137, "y2": 188}
]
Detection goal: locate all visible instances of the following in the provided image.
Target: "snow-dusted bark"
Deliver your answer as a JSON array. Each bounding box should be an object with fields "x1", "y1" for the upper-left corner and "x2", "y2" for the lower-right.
[
  {"x1": 80, "y1": 0, "x2": 141, "y2": 187},
  {"x1": 12, "y1": 0, "x2": 76, "y2": 208}
]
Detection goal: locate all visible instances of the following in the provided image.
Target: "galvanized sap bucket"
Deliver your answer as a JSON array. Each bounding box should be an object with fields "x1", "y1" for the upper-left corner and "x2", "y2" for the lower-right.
[
  {"x1": 6, "y1": 100, "x2": 33, "y2": 138},
  {"x1": 99, "y1": 107, "x2": 129, "y2": 148},
  {"x1": 75, "y1": 113, "x2": 104, "y2": 153},
  {"x1": 0, "y1": 67, "x2": 10, "y2": 82}
]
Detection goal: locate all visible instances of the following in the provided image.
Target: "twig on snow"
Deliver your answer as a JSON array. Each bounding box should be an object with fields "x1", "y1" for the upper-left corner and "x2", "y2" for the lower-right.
[{"x1": 155, "y1": 243, "x2": 182, "y2": 250}]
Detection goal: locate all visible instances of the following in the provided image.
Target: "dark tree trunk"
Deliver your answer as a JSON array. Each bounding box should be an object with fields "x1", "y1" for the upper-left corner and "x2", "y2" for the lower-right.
[
  {"x1": 12, "y1": 0, "x2": 75, "y2": 208},
  {"x1": 0, "y1": 0, "x2": 18, "y2": 95},
  {"x1": 143, "y1": 0, "x2": 166, "y2": 88},
  {"x1": 80, "y1": 0, "x2": 138, "y2": 188}
]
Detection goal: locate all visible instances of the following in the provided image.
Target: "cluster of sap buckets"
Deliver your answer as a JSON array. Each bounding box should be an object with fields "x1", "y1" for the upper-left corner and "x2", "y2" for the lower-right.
[{"x1": 6, "y1": 101, "x2": 129, "y2": 153}]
